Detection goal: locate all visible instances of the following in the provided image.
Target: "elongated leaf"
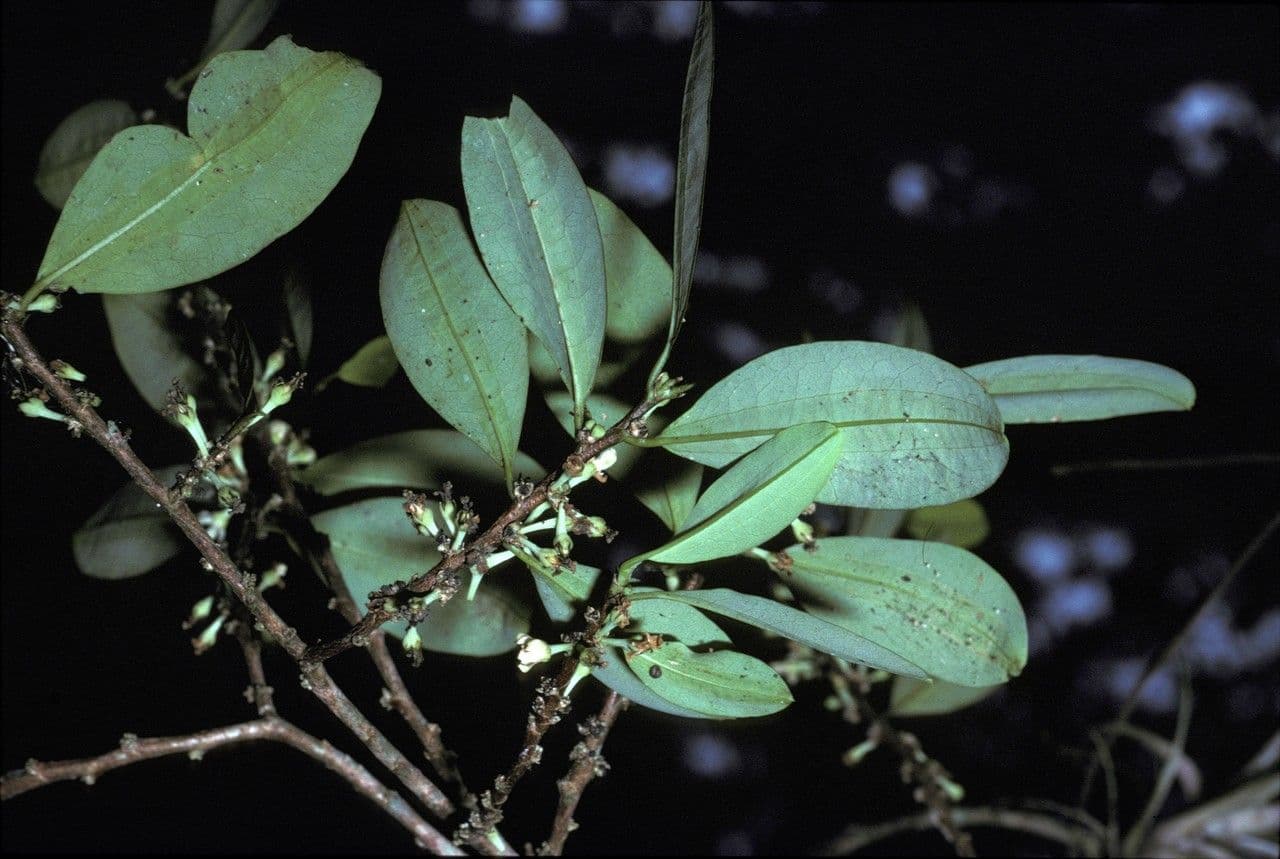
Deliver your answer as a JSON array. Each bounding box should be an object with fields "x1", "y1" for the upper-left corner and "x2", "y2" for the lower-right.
[
  {"x1": 889, "y1": 677, "x2": 1000, "y2": 717},
  {"x1": 964, "y1": 355, "x2": 1195, "y2": 424},
  {"x1": 461, "y1": 96, "x2": 605, "y2": 427},
  {"x1": 591, "y1": 650, "x2": 710, "y2": 718},
  {"x1": 650, "y1": 0, "x2": 714, "y2": 382},
  {"x1": 312, "y1": 498, "x2": 528, "y2": 656},
  {"x1": 627, "y1": 589, "x2": 730, "y2": 647},
  {"x1": 631, "y1": 642, "x2": 791, "y2": 719},
  {"x1": 634, "y1": 459, "x2": 703, "y2": 532},
  {"x1": 331, "y1": 335, "x2": 400, "y2": 388},
  {"x1": 33, "y1": 36, "x2": 380, "y2": 297},
  {"x1": 300, "y1": 430, "x2": 544, "y2": 496},
  {"x1": 589, "y1": 188, "x2": 671, "y2": 344},
  {"x1": 780, "y1": 535, "x2": 1027, "y2": 687},
  {"x1": 544, "y1": 390, "x2": 644, "y2": 478},
  {"x1": 282, "y1": 271, "x2": 312, "y2": 366},
  {"x1": 644, "y1": 589, "x2": 927, "y2": 678},
  {"x1": 531, "y1": 563, "x2": 600, "y2": 623},
  {"x1": 103, "y1": 292, "x2": 211, "y2": 417},
  {"x1": 624, "y1": 422, "x2": 841, "y2": 575},
  {"x1": 169, "y1": 0, "x2": 281, "y2": 97},
  {"x1": 529, "y1": 332, "x2": 636, "y2": 389},
  {"x1": 35, "y1": 100, "x2": 139, "y2": 210},
  {"x1": 655, "y1": 341, "x2": 1009, "y2": 509},
  {"x1": 73, "y1": 465, "x2": 195, "y2": 579},
  {"x1": 381, "y1": 200, "x2": 529, "y2": 484},
  {"x1": 904, "y1": 499, "x2": 990, "y2": 549}
]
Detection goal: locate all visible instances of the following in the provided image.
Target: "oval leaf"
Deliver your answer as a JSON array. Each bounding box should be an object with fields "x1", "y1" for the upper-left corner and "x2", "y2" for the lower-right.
[
  {"x1": 643, "y1": 589, "x2": 927, "y2": 679},
  {"x1": 630, "y1": 642, "x2": 791, "y2": 719},
  {"x1": 889, "y1": 676, "x2": 1001, "y2": 717},
  {"x1": 34, "y1": 36, "x2": 380, "y2": 297},
  {"x1": 35, "y1": 100, "x2": 139, "y2": 210},
  {"x1": 655, "y1": 341, "x2": 1009, "y2": 510},
  {"x1": 461, "y1": 96, "x2": 605, "y2": 427},
  {"x1": 904, "y1": 499, "x2": 990, "y2": 549},
  {"x1": 650, "y1": 0, "x2": 714, "y2": 382},
  {"x1": 589, "y1": 188, "x2": 671, "y2": 345},
  {"x1": 625, "y1": 422, "x2": 841, "y2": 574},
  {"x1": 300, "y1": 430, "x2": 543, "y2": 496},
  {"x1": 312, "y1": 498, "x2": 528, "y2": 656},
  {"x1": 591, "y1": 650, "x2": 711, "y2": 719},
  {"x1": 531, "y1": 563, "x2": 601, "y2": 623},
  {"x1": 964, "y1": 355, "x2": 1196, "y2": 424},
  {"x1": 72, "y1": 465, "x2": 195, "y2": 579},
  {"x1": 330, "y1": 335, "x2": 400, "y2": 388},
  {"x1": 780, "y1": 535, "x2": 1027, "y2": 687},
  {"x1": 381, "y1": 200, "x2": 530, "y2": 484},
  {"x1": 626, "y1": 590, "x2": 730, "y2": 647},
  {"x1": 103, "y1": 292, "x2": 212, "y2": 417}
]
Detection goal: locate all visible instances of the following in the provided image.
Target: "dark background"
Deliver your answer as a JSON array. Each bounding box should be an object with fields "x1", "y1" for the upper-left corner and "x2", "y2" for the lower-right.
[{"x1": 3, "y1": 2, "x2": 1277, "y2": 855}]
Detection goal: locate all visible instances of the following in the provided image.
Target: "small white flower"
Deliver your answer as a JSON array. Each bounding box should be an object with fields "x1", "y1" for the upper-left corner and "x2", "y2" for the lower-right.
[
  {"x1": 592, "y1": 446, "x2": 618, "y2": 473},
  {"x1": 516, "y1": 634, "x2": 552, "y2": 673}
]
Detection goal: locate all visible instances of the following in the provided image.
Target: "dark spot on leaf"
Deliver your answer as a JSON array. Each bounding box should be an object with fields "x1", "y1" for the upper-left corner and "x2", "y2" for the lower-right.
[
  {"x1": 648, "y1": 665, "x2": 662, "y2": 679},
  {"x1": 425, "y1": 358, "x2": 433, "y2": 367},
  {"x1": 901, "y1": 574, "x2": 911, "y2": 582}
]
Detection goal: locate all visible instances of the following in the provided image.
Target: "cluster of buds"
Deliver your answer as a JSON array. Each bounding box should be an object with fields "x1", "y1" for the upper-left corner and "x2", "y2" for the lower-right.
[
  {"x1": 402, "y1": 484, "x2": 480, "y2": 554},
  {"x1": 267, "y1": 420, "x2": 316, "y2": 467},
  {"x1": 163, "y1": 383, "x2": 211, "y2": 458},
  {"x1": 259, "y1": 372, "x2": 304, "y2": 417},
  {"x1": 182, "y1": 595, "x2": 228, "y2": 655},
  {"x1": 646, "y1": 371, "x2": 695, "y2": 410}
]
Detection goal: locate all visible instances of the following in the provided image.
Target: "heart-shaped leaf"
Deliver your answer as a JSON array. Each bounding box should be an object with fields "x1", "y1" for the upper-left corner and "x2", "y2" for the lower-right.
[
  {"x1": 381, "y1": 199, "x2": 529, "y2": 485},
  {"x1": 35, "y1": 100, "x2": 139, "y2": 210},
  {"x1": 778, "y1": 535, "x2": 1027, "y2": 687},
  {"x1": 312, "y1": 498, "x2": 528, "y2": 656},
  {"x1": 33, "y1": 36, "x2": 379, "y2": 298},
  {"x1": 623, "y1": 422, "x2": 841, "y2": 575},
  {"x1": 654, "y1": 341, "x2": 1009, "y2": 510},
  {"x1": 462, "y1": 96, "x2": 605, "y2": 428},
  {"x1": 300, "y1": 430, "x2": 544, "y2": 496},
  {"x1": 964, "y1": 355, "x2": 1195, "y2": 424},
  {"x1": 643, "y1": 589, "x2": 927, "y2": 678},
  {"x1": 630, "y1": 642, "x2": 791, "y2": 719}
]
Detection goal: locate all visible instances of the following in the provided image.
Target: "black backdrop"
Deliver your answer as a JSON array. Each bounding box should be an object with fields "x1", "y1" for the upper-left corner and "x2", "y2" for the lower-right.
[{"x1": 3, "y1": 2, "x2": 1277, "y2": 854}]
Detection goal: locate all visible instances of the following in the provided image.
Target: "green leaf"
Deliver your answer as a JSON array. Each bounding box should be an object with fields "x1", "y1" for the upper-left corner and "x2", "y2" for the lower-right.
[
  {"x1": 169, "y1": 0, "x2": 281, "y2": 97},
  {"x1": 779, "y1": 535, "x2": 1027, "y2": 686},
  {"x1": 35, "y1": 100, "x2": 139, "y2": 210},
  {"x1": 631, "y1": 642, "x2": 792, "y2": 719},
  {"x1": 312, "y1": 498, "x2": 528, "y2": 656},
  {"x1": 655, "y1": 341, "x2": 1009, "y2": 510},
  {"x1": 591, "y1": 651, "x2": 711, "y2": 719},
  {"x1": 33, "y1": 36, "x2": 380, "y2": 298},
  {"x1": 544, "y1": 390, "x2": 644, "y2": 478},
  {"x1": 889, "y1": 676, "x2": 1000, "y2": 717},
  {"x1": 624, "y1": 422, "x2": 841, "y2": 575},
  {"x1": 300, "y1": 430, "x2": 544, "y2": 496},
  {"x1": 904, "y1": 499, "x2": 990, "y2": 549},
  {"x1": 883, "y1": 301, "x2": 933, "y2": 353},
  {"x1": 634, "y1": 459, "x2": 703, "y2": 532},
  {"x1": 282, "y1": 271, "x2": 312, "y2": 367},
  {"x1": 650, "y1": 0, "x2": 714, "y2": 383},
  {"x1": 589, "y1": 188, "x2": 671, "y2": 345},
  {"x1": 529, "y1": 333, "x2": 637, "y2": 390},
  {"x1": 461, "y1": 96, "x2": 606, "y2": 427},
  {"x1": 103, "y1": 292, "x2": 212, "y2": 418},
  {"x1": 332, "y1": 335, "x2": 400, "y2": 389},
  {"x1": 73, "y1": 465, "x2": 194, "y2": 579},
  {"x1": 643, "y1": 589, "x2": 927, "y2": 679},
  {"x1": 846, "y1": 507, "x2": 907, "y2": 538},
  {"x1": 964, "y1": 355, "x2": 1196, "y2": 424},
  {"x1": 530, "y1": 563, "x2": 600, "y2": 623},
  {"x1": 626, "y1": 589, "x2": 730, "y2": 647},
  {"x1": 381, "y1": 200, "x2": 529, "y2": 485}
]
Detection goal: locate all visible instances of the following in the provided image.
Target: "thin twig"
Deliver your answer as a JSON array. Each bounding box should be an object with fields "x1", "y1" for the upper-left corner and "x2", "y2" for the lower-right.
[
  {"x1": 0, "y1": 718, "x2": 460, "y2": 854},
  {"x1": 1, "y1": 306, "x2": 460, "y2": 833},
  {"x1": 819, "y1": 806, "x2": 1103, "y2": 856},
  {"x1": 263, "y1": 443, "x2": 474, "y2": 803},
  {"x1": 1123, "y1": 674, "x2": 1194, "y2": 856},
  {"x1": 303, "y1": 398, "x2": 659, "y2": 665},
  {"x1": 538, "y1": 691, "x2": 627, "y2": 856},
  {"x1": 1051, "y1": 452, "x2": 1280, "y2": 477}
]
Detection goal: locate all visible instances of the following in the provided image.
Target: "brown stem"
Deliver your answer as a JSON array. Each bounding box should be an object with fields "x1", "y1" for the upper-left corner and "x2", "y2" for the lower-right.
[
  {"x1": 303, "y1": 399, "x2": 658, "y2": 665},
  {"x1": 819, "y1": 806, "x2": 1103, "y2": 856},
  {"x1": 1, "y1": 306, "x2": 457, "y2": 827},
  {"x1": 538, "y1": 691, "x2": 627, "y2": 856},
  {"x1": 263, "y1": 444, "x2": 473, "y2": 802},
  {"x1": 0, "y1": 718, "x2": 461, "y2": 855}
]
